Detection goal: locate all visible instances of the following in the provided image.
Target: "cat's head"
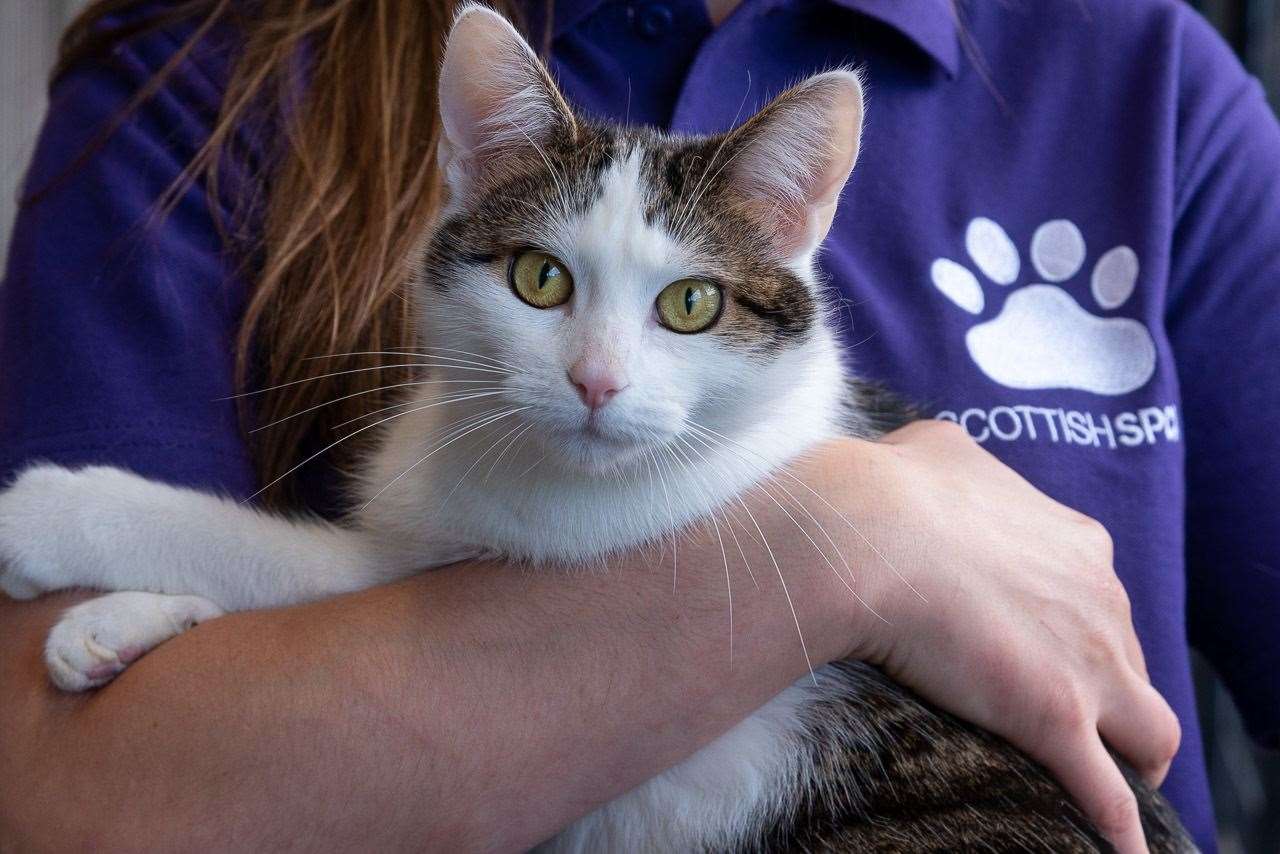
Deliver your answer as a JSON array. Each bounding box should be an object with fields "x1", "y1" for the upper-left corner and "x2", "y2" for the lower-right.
[{"x1": 415, "y1": 5, "x2": 863, "y2": 475}]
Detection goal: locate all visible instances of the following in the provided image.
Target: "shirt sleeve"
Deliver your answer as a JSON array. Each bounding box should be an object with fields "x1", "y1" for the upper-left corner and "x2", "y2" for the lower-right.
[
  {"x1": 1167, "y1": 8, "x2": 1280, "y2": 748},
  {"x1": 0, "y1": 14, "x2": 258, "y2": 498}
]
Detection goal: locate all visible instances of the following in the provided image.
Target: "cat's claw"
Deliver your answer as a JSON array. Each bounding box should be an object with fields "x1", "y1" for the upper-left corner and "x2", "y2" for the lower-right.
[{"x1": 45, "y1": 591, "x2": 224, "y2": 692}]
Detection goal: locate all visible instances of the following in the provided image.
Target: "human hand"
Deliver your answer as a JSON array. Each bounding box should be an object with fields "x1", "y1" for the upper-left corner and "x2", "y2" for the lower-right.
[{"x1": 794, "y1": 422, "x2": 1180, "y2": 854}]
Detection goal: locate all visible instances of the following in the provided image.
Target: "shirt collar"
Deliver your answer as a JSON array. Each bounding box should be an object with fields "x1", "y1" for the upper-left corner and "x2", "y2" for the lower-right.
[
  {"x1": 829, "y1": 0, "x2": 962, "y2": 78},
  {"x1": 528, "y1": 0, "x2": 962, "y2": 79}
]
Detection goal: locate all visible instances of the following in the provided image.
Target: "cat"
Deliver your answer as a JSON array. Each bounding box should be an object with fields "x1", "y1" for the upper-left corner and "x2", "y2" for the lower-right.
[{"x1": 0, "y1": 6, "x2": 1194, "y2": 852}]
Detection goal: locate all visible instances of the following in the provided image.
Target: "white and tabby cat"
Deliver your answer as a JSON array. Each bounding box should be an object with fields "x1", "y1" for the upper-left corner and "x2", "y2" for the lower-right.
[{"x1": 0, "y1": 7, "x2": 1193, "y2": 852}]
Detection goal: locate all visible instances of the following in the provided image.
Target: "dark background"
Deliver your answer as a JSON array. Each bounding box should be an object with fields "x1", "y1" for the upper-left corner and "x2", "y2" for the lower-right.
[
  {"x1": 1195, "y1": 0, "x2": 1280, "y2": 105},
  {"x1": 1187, "y1": 6, "x2": 1280, "y2": 851}
]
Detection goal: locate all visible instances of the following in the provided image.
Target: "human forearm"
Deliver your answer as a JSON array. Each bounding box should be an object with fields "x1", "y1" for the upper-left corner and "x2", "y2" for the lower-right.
[
  {"x1": 1, "y1": 427, "x2": 1181, "y2": 853},
  {"x1": 0, "y1": 518, "x2": 858, "y2": 852}
]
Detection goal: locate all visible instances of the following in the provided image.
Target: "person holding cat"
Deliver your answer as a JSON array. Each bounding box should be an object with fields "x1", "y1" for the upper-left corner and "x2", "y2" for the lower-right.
[{"x1": 1, "y1": 1, "x2": 1276, "y2": 851}]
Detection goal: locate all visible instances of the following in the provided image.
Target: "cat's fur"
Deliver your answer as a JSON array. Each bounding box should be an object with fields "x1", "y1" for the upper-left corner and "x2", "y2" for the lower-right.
[{"x1": 0, "y1": 7, "x2": 1194, "y2": 852}]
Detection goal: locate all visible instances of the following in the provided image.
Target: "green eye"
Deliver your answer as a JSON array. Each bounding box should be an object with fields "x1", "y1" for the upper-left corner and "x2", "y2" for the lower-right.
[
  {"x1": 656, "y1": 279, "x2": 722, "y2": 333},
  {"x1": 510, "y1": 249, "x2": 574, "y2": 308}
]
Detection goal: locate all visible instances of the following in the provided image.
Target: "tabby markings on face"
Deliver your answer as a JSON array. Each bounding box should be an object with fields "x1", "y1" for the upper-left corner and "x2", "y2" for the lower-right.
[{"x1": 428, "y1": 126, "x2": 817, "y2": 356}]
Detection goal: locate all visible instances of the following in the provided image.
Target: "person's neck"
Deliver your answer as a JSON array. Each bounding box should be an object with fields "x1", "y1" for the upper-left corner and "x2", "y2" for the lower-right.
[{"x1": 705, "y1": 0, "x2": 742, "y2": 26}]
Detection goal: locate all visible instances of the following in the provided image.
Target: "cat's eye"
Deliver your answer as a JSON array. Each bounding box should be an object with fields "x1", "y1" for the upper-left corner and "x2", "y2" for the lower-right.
[
  {"x1": 509, "y1": 249, "x2": 574, "y2": 309},
  {"x1": 656, "y1": 279, "x2": 722, "y2": 333}
]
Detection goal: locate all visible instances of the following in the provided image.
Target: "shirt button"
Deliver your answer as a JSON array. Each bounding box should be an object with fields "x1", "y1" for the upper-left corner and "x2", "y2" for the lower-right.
[{"x1": 636, "y1": 4, "x2": 673, "y2": 39}]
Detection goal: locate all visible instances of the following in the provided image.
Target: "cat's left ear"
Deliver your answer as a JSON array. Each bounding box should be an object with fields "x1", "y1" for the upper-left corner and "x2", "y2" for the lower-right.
[
  {"x1": 437, "y1": 5, "x2": 577, "y2": 199},
  {"x1": 722, "y1": 71, "x2": 864, "y2": 262}
]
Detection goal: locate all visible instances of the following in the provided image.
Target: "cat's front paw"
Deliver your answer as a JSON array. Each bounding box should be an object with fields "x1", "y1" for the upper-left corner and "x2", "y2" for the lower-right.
[{"x1": 45, "y1": 591, "x2": 224, "y2": 691}]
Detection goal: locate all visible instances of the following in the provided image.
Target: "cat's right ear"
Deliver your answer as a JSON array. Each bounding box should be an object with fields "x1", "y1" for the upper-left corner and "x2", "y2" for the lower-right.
[
  {"x1": 437, "y1": 5, "x2": 576, "y2": 200},
  {"x1": 721, "y1": 70, "x2": 865, "y2": 264}
]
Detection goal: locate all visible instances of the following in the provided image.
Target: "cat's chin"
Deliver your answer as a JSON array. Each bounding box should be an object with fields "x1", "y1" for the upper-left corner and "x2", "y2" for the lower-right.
[{"x1": 554, "y1": 426, "x2": 657, "y2": 475}]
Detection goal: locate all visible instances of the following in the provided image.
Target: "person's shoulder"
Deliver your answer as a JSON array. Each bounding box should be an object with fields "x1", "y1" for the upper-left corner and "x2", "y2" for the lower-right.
[
  {"x1": 976, "y1": 0, "x2": 1238, "y2": 67},
  {"x1": 56, "y1": 0, "x2": 237, "y2": 99},
  {"x1": 972, "y1": 0, "x2": 1253, "y2": 104},
  {"x1": 983, "y1": 0, "x2": 1192, "y2": 32}
]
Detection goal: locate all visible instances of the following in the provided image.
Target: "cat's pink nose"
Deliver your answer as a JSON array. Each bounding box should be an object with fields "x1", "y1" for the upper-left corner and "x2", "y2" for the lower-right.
[{"x1": 568, "y1": 364, "x2": 626, "y2": 411}]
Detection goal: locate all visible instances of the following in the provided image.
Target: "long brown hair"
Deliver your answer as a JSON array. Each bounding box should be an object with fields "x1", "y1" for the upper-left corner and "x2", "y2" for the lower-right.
[{"x1": 54, "y1": 0, "x2": 528, "y2": 509}]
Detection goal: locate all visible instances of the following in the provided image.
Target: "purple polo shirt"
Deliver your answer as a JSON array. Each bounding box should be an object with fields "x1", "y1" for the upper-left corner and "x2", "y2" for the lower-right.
[{"x1": 3, "y1": 2, "x2": 1279, "y2": 848}]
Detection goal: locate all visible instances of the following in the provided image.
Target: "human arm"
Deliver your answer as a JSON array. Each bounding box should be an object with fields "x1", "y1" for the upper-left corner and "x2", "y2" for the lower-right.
[
  {"x1": 0, "y1": 562, "x2": 843, "y2": 851},
  {"x1": 0, "y1": 426, "x2": 1175, "y2": 853},
  {"x1": 0, "y1": 439, "x2": 879, "y2": 852}
]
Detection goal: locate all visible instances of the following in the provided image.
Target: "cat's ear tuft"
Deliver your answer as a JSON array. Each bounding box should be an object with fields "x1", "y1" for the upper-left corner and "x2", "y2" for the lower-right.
[
  {"x1": 438, "y1": 5, "x2": 576, "y2": 198},
  {"x1": 723, "y1": 70, "x2": 864, "y2": 262}
]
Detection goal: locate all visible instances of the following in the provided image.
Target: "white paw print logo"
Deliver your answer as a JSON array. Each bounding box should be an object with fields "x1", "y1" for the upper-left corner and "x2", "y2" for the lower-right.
[{"x1": 930, "y1": 218, "x2": 1156, "y2": 396}]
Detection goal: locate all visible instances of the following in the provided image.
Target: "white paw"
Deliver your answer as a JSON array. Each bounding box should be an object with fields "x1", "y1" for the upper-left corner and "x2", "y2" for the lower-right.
[
  {"x1": 45, "y1": 591, "x2": 224, "y2": 692},
  {"x1": 929, "y1": 217, "x2": 1155, "y2": 396}
]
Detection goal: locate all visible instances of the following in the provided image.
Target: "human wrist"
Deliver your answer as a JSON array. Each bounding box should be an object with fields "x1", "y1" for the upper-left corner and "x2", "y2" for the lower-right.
[{"x1": 773, "y1": 436, "x2": 916, "y2": 667}]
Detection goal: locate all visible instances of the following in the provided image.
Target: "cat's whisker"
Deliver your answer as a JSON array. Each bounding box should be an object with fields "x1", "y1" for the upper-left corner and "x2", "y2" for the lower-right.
[
  {"x1": 360, "y1": 406, "x2": 529, "y2": 512},
  {"x1": 389, "y1": 354, "x2": 515, "y2": 375},
  {"x1": 673, "y1": 143, "x2": 750, "y2": 240},
  {"x1": 411, "y1": 403, "x2": 513, "y2": 451},
  {"x1": 671, "y1": 432, "x2": 767, "y2": 598},
  {"x1": 396, "y1": 408, "x2": 519, "y2": 490},
  {"x1": 664, "y1": 431, "x2": 760, "y2": 594},
  {"x1": 761, "y1": 481, "x2": 886, "y2": 624},
  {"x1": 760, "y1": 474, "x2": 878, "y2": 608},
  {"x1": 500, "y1": 114, "x2": 574, "y2": 221},
  {"x1": 646, "y1": 446, "x2": 681, "y2": 590},
  {"x1": 251, "y1": 379, "x2": 500, "y2": 433},
  {"x1": 681, "y1": 424, "x2": 888, "y2": 629},
  {"x1": 711, "y1": 508, "x2": 733, "y2": 662},
  {"x1": 636, "y1": 448, "x2": 660, "y2": 564},
  {"x1": 508, "y1": 422, "x2": 541, "y2": 477},
  {"x1": 305, "y1": 346, "x2": 518, "y2": 373},
  {"x1": 685, "y1": 420, "x2": 926, "y2": 604},
  {"x1": 513, "y1": 448, "x2": 550, "y2": 480},
  {"x1": 846, "y1": 330, "x2": 879, "y2": 351},
  {"x1": 392, "y1": 353, "x2": 516, "y2": 375},
  {"x1": 773, "y1": 465, "x2": 926, "y2": 604},
  {"x1": 681, "y1": 426, "x2": 868, "y2": 598},
  {"x1": 718, "y1": 501, "x2": 761, "y2": 591},
  {"x1": 216, "y1": 362, "x2": 461, "y2": 401},
  {"x1": 660, "y1": 430, "x2": 798, "y2": 670},
  {"x1": 682, "y1": 426, "x2": 831, "y2": 544},
  {"x1": 670, "y1": 71, "x2": 753, "y2": 237},
  {"x1": 658, "y1": 465, "x2": 686, "y2": 569},
  {"x1": 639, "y1": 448, "x2": 670, "y2": 569},
  {"x1": 667, "y1": 434, "x2": 735, "y2": 660},
  {"x1": 414, "y1": 344, "x2": 509, "y2": 364},
  {"x1": 659, "y1": 441, "x2": 712, "y2": 554},
  {"x1": 437, "y1": 417, "x2": 530, "y2": 513},
  {"x1": 243, "y1": 392, "x2": 508, "y2": 503},
  {"x1": 484, "y1": 421, "x2": 535, "y2": 484},
  {"x1": 770, "y1": 479, "x2": 862, "y2": 582},
  {"x1": 733, "y1": 489, "x2": 819, "y2": 686},
  {"x1": 218, "y1": 360, "x2": 514, "y2": 405},
  {"x1": 330, "y1": 388, "x2": 508, "y2": 431},
  {"x1": 424, "y1": 346, "x2": 521, "y2": 373},
  {"x1": 384, "y1": 402, "x2": 520, "y2": 484},
  {"x1": 335, "y1": 389, "x2": 509, "y2": 430}
]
